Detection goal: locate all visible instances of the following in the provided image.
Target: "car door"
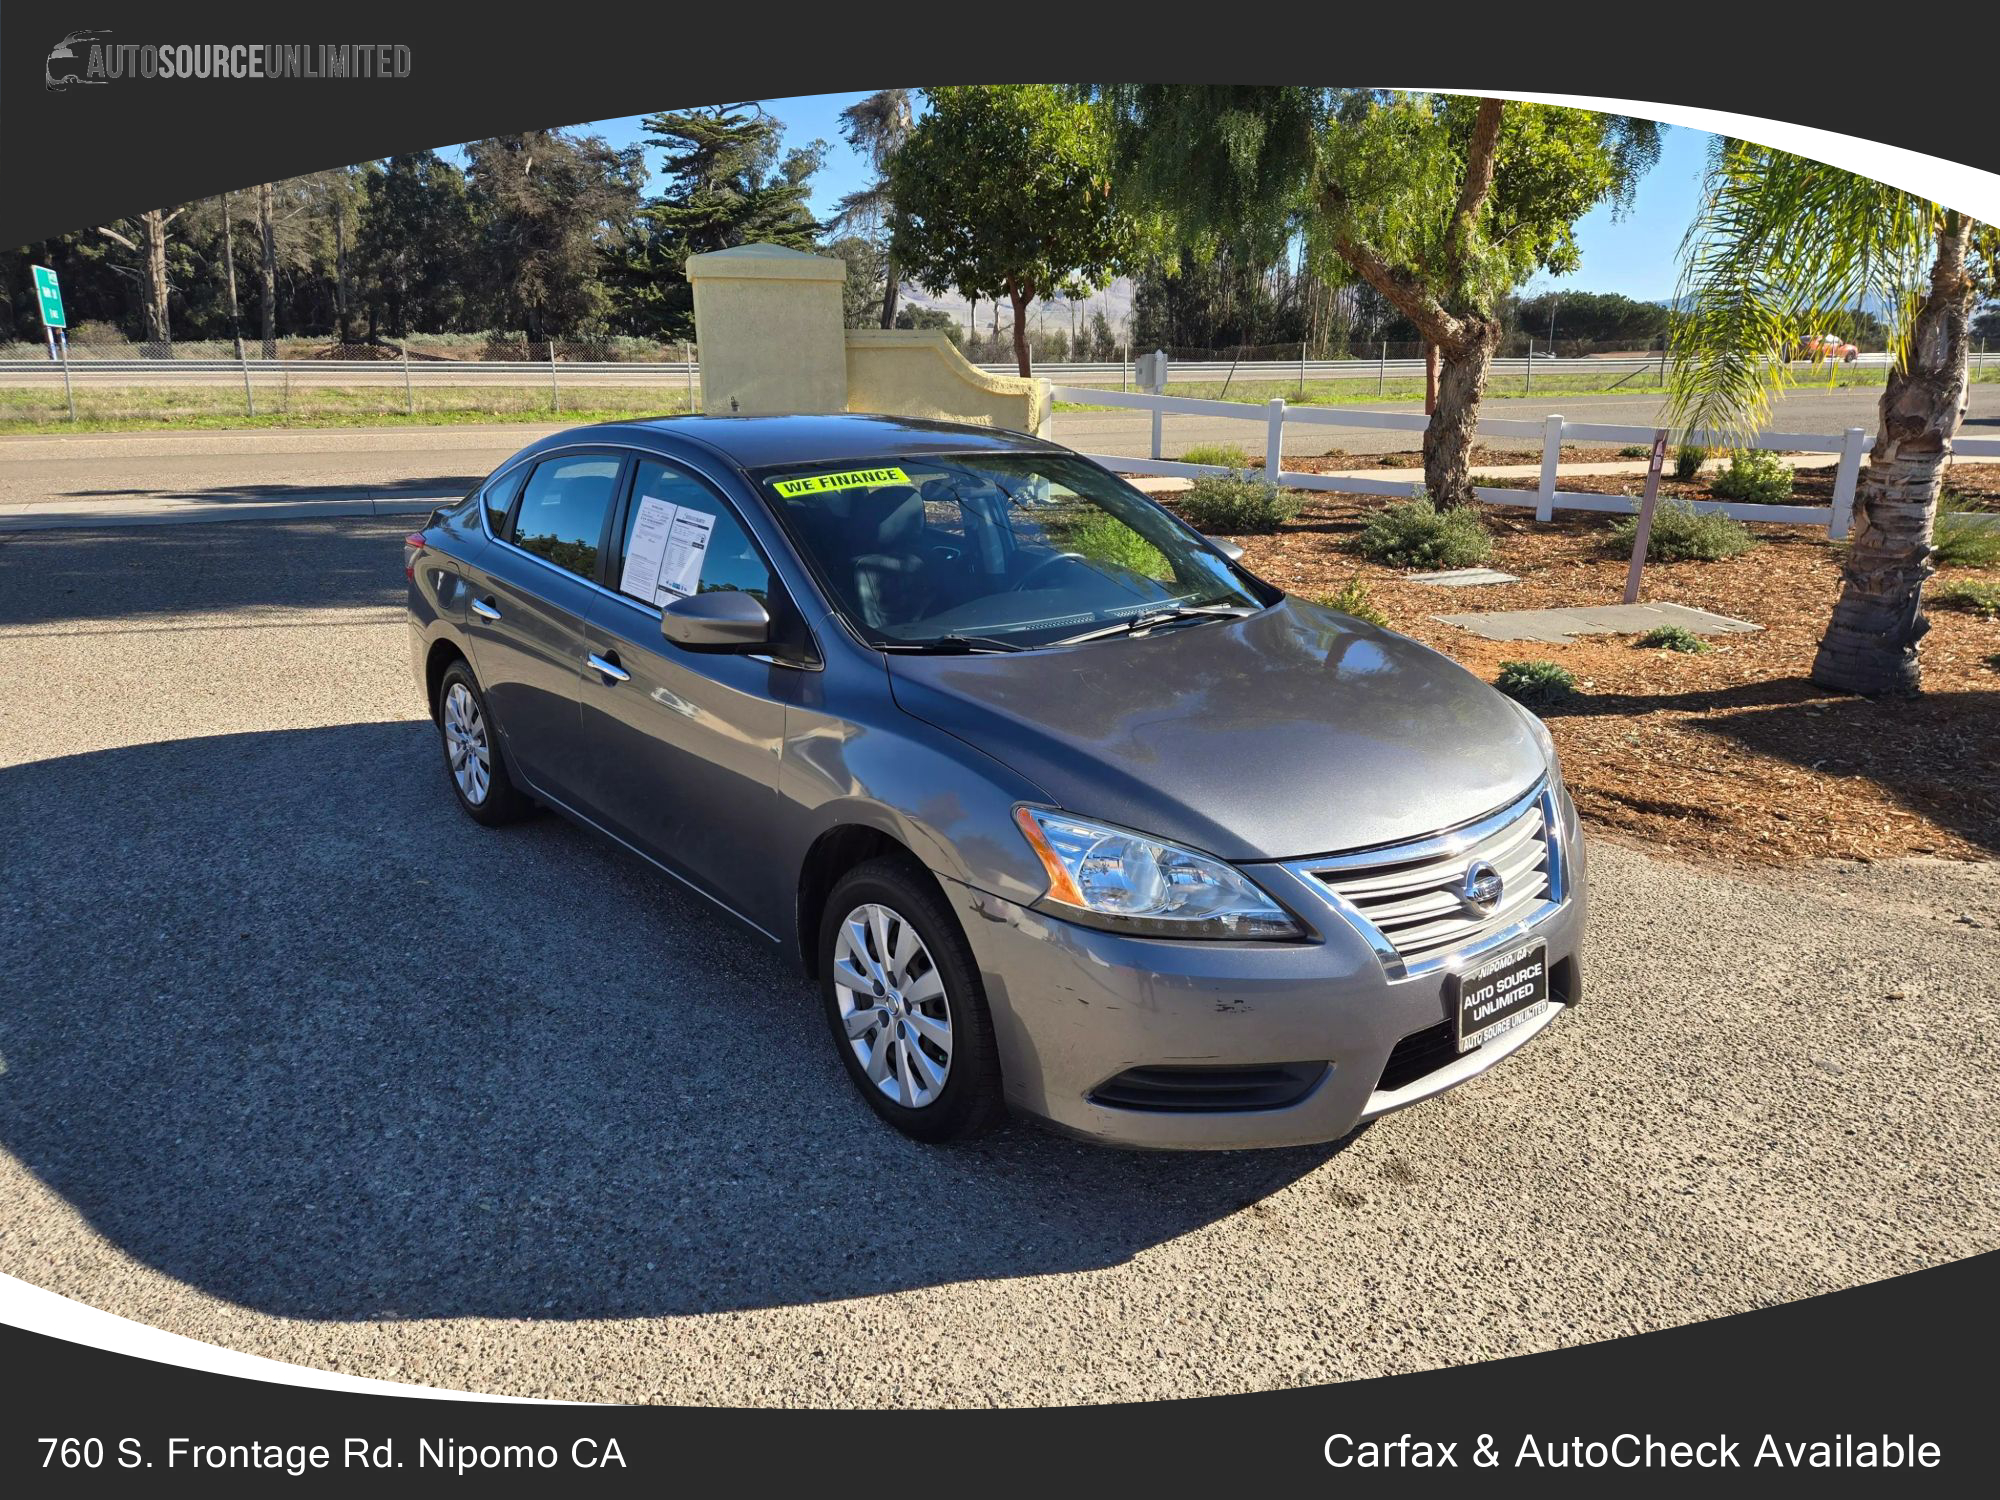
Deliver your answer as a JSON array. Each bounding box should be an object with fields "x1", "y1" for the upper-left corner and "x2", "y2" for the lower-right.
[
  {"x1": 461, "y1": 448, "x2": 628, "y2": 806},
  {"x1": 578, "y1": 455, "x2": 805, "y2": 930}
]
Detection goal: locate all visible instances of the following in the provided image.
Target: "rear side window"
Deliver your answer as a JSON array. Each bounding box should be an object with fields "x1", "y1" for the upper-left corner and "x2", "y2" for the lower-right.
[
  {"x1": 483, "y1": 466, "x2": 527, "y2": 535},
  {"x1": 615, "y1": 459, "x2": 773, "y2": 608},
  {"x1": 508, "y1": 455, "x2": 622, "y2": 579}
]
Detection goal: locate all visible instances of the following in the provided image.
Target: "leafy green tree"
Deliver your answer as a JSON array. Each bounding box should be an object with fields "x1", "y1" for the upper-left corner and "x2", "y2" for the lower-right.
[
  {"x1": 890, "y1": 86, "x2": 1137, "y2": 376},
  {"x1": 1092, "y1": 88, "x2": 1659, "y2": 504},
  {"x1": 357, "y1": 152, "x2": 477, "y2": 339},
  {"x1": 1511, "y1": 289, "x2": 1667, "y2": 350},
  {"x1": 614, "y1": 105, "x2": 823, "y2": 339},
  {"x1": 830, "y1": 90, "x2": 914, "y2": 328},
  {"x1": 894, "y1": 304, "x2": 963, "y2": 346},
  {"x1": 1666, "y1": 142, "x2": 1996, "y2": 695},
  {"x1": 826, "y1": 234, "x2": 886, "y2": 327},
  {"x1": 465, "y1": 129, "x2": 643, "y2": 342}
]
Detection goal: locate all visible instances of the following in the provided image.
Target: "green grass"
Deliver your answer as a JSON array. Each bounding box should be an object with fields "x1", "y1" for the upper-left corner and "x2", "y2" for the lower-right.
[
  {"x1": 1932, "y1": 580, "x2": 2000, "y2": 619},
  {"x1": 1495, "y1": 660, "x2": 1577, "y2": 707},
  {"x1": 1176, "y1": 442, "x2": 1253, "y2": 469},
  {"x1": 1051, "y1": 361, "x2": 2000, "y2": 413},
  {"x1": 1316, "y1": 578, "x2": 1389, "y2": 626},
  {"x1": 1354, "y1": 496, "x2": 1493, "y2": 568},
  {"x1": 1932, "y1": 501, "x2": 2000, "y2": 568},
  {"x1": 1636, "y1": 624, "x2": 1713, "y2": 653},
  {"x1": 0, "y1": 383, "x2": 695, "y2": 436}
]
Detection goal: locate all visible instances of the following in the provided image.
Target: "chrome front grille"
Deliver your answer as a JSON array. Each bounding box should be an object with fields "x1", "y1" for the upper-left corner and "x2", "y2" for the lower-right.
[{"x1": 1304, "y1": 783, "x2": 1564, "y2": 975}]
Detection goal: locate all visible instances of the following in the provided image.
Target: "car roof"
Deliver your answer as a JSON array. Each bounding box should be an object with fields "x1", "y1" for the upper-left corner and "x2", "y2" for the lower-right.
[{"x1": 551, "y1": 412, "x2": 1065, "y2": 473}]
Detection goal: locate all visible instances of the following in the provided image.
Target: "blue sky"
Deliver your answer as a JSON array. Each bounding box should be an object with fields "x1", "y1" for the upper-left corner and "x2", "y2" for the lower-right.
[{"x1": 575, "y1": 92, "x2": 1713, "y2": 306}]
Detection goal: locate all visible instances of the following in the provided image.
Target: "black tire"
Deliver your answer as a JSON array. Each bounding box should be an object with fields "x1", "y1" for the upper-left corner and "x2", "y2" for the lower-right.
[
  {"x1": 436, "y1": 659, "x2": 532, "y2": 827},
  {"x1": 818, "y1": 855, "x2": 1005, "y2": 1143}
]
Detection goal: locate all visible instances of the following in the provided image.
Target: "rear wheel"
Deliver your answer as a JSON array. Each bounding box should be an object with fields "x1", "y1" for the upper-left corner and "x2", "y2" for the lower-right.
[
  {"x1": 818, "y1": 857, "x2": 1004, "y2": 1142},
  {"x1": 437, "y1": 660, "x2": 530, "y2": 826}
]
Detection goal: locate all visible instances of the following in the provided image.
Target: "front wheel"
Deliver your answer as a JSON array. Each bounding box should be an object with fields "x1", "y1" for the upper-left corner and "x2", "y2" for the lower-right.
[{"x1": 818, "y1": 857, "x2": 1004, "y2": 1142}]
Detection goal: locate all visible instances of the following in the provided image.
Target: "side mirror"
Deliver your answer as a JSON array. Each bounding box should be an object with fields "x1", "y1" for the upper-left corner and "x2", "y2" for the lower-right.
[
  {"x1": 660, "y1": 591, "x2": 772, "y2": 651},
  {"x1": 1207, "y1": 536, "x2": 1246, "y2": 563}
]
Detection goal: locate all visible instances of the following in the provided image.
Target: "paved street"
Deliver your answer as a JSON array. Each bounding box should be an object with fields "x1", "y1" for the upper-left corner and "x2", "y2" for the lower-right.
[
  {"x1": 5, "y1": 385, "x2": 1995, "y2": 529},
  {"x1": 1, "y1": 518, "x2": 1994, "y2": 1406}
]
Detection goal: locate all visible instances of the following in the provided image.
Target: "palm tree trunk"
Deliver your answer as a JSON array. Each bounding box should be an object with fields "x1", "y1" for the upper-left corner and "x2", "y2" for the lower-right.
[
  {"x1": 1810, "y1": 216, "x2": 1975, "y2": 697},
  {"x1": 1423, "y1": 321, "x2": 1500, "y2": 507}
]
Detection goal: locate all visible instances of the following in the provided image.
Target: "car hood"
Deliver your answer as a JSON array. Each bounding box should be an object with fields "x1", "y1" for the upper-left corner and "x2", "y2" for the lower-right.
[{"x1": 885, "y1": 598, "x2": 1547, "y2": 862}]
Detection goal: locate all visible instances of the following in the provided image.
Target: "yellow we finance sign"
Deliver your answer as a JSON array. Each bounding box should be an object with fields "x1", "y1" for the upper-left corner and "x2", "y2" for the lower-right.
[{"x1": 771, "y1": 466, "x2": 911, "y2": 499}]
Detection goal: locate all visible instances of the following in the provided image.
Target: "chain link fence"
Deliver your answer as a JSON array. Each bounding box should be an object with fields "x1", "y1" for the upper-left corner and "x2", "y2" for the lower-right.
[{"x1": 0, "y1": 334, "x2": 705, "y2": 427}]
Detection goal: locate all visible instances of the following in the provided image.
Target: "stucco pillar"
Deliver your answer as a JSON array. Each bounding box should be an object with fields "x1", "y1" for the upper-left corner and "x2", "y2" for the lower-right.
[{"x1": 685, "y1": 244, "x2": 848, "y2": 415}]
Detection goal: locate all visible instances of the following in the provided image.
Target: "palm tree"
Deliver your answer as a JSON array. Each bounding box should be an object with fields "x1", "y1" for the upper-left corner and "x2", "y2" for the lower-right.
[
  {"x1": 831, "y1": 90, "x2": 914, "y2": 328},
  {"x1": 1666, "y1": 142, "x2": 1994, "y2": 696}
]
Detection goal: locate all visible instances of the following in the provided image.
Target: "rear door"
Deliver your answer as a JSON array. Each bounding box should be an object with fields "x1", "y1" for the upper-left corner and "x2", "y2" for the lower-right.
[
  {"x1": 461, "y1": 448, "x2": 628, "y2": 805},
  {"x1": 578, "y1": 455, "x2": 802, "y2": 928}
]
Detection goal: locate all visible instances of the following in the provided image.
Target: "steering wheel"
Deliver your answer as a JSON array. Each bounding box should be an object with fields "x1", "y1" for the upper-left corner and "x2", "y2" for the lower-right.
[{"x1": 1012, "y1": 552, "x2": 1087, "y2": 591}]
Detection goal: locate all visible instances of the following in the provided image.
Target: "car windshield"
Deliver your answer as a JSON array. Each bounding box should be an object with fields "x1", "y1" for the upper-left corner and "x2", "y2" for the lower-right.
[{"x1": 757, "y1": 452, "x2": 1270, "y2": 650}]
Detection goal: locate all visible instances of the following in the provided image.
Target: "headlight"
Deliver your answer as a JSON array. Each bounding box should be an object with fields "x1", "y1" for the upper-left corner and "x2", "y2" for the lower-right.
[{"x1": 1012, "y1": 807, "x2": 1302, "y2": 940}]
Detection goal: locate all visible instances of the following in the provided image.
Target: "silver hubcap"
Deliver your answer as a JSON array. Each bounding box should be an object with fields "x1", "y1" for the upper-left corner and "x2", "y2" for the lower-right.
[
  {"x1": 833, "y1": 902, "x2": 952, "y2": 1109},
  {"x1": 442, "y1": 681, "x2": 491, "y2": 806}
]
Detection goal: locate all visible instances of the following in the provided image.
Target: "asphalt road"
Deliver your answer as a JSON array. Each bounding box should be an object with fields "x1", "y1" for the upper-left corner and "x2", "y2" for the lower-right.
[
  {"x1": 6, "y1": 385, "x2": 1996, "y2": 529},
  {"x1": 1, "y1": 518, "x2": 1995, "y2": 1406}
]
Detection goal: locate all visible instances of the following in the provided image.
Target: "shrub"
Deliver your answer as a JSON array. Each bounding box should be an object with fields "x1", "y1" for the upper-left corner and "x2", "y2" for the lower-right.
[
  {"x1": 1040, "y1": 511, "x2": 1170, "y2": 580},
  {"x1": 1318, "y1": 578, "x2": 1388, "y2": 627},
  {"x1": 1636, "y1": 624, "x2": 1712, "y2": 653},
  {"x1": 1619, "y1": 445, "x2": 1650, "y2": 459},
  {"x1": 1354, "y1": 494, "x2": 1493, "y2": 568},
  {"x1": 1609, "y1": 499, "x2": 1756, "y2": 562},
  {"x1": 1932, "y1": 499, "x2": 2000, "y2": 568},
  {"x1": 1178, "y1": 442, "x2": 1252, "y2": 470},
  {"x1": 1174, "y1": 473, "x2": 1299, "y2": 534},
  {"x1": 1495, "y1": 659, "x2": 1577, "y2": 707},
  {"x1": 1708, "y1": 449, "x2": 1794, "y2": 504},
  {"x1": 1932, "y1": 580, "x2": 2000, "y2": 619},
  {"x1": 1673, "y1": 443, "x2": 1707, "y2": 481}
]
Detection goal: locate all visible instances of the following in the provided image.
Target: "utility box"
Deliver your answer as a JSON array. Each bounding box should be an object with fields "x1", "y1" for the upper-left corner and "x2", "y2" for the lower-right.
[{"x1": 1135, "y1": 349, "x2": 1169, "y2": 393}]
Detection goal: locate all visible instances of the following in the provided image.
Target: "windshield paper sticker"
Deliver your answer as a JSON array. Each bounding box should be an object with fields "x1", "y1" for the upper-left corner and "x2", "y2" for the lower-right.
[
  {"x1": 619, "y1": 494, "x2": 716, "y2": 603},
  {"x1": 771, "y1": 466, "x2": 909, "y2": 499}
]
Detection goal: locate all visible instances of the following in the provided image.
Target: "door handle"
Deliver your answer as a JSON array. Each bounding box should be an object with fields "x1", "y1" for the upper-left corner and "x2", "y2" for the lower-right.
[
  {"x1": 587, "y1": 652, "x2": 631, "y2": 683},
  {"x1": 470, "y1": 596, "x2": 502, "y2": 621}
]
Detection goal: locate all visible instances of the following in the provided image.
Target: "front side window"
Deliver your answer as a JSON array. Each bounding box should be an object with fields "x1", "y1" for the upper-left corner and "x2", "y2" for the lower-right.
[
  {"x1": 615, "y1": 460, "x2": 773, "y2": 608},
  {"x1": 508, "y1": 455, "x2": 622, "y2": 579},
  {"x1": 758, "y1": 453, "x2": 1269, "y2": 648}
]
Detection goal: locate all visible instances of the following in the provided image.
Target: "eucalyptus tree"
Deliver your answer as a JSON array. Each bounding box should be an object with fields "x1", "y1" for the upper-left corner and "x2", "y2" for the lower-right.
[
  {"x1": 1089, "y1": 88, "x2": 1659, "y2": 505},
  {"x1": 1667, "y1": 142, "x2": 1995, "y2": 696},
  {"x1": 831, "y1": 89, "x2": 914, "y2": 328}
]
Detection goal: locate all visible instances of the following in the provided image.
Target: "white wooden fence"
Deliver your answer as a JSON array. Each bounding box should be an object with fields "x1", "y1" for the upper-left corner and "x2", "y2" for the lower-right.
[{"x1": 1049, "y1": 385, "x2": 2000, "y2": 540}]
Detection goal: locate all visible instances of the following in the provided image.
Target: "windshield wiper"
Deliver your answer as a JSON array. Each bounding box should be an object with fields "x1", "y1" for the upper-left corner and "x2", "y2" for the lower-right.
[
  {"x1": 1051, "y1": 604, "x2": 1257, "y2": 647},
  {"x1": 880, "y1": 636, "x2": 1032, "y2": 656}
]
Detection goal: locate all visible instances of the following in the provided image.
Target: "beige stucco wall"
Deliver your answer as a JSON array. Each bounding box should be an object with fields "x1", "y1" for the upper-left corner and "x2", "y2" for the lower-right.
[
  {"x1": 845, "y1": 329, "x2": 1052, "y2": 437},
  {"x1": 685, "y1": 244, "x2": 848, "y2": 415}
]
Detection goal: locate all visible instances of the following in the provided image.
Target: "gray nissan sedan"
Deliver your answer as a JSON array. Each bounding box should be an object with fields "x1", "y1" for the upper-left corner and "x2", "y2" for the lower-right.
[{"x1": 406, "y1": 414, "x2": 1586, "y2": 1148}]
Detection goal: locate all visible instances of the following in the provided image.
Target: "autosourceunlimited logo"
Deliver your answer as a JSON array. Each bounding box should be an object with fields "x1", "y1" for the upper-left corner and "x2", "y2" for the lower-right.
[{"x1": 45, "y1": 31, "x2": 412, "y2": 92}]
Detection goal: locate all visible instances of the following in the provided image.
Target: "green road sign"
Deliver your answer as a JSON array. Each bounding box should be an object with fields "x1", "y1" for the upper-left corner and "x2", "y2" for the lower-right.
[{"x1": 32, "y1": 265, "x2": 66, "y2": 329}]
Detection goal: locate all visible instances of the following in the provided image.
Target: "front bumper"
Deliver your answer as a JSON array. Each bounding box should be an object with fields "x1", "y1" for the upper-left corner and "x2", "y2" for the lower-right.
[{"x1": 941, "y1": 792, "x2": 1588, "y2": 1150}]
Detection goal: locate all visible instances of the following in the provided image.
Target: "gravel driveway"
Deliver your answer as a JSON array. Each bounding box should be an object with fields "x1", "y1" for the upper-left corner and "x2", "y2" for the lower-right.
[{"x1": 0, "y1": 518, "x2": 1994, "y2": 1406}]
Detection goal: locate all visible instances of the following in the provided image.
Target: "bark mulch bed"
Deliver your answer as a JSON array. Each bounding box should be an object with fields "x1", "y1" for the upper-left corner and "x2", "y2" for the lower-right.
[{"x1": 1171, "y1": 480, "x2": 2000, "y2": 869}]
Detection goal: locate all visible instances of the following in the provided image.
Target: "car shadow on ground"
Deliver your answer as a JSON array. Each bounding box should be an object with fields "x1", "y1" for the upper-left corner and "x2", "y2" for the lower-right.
[
  {"x1": 0, "y1": 720, "x2": 1344, "y2": 1323},
  {"x1": 0, "y1": 517, "x2": 414, "y2": 626},
  {"x1": 1542, "y1": 676, "x2": 2000, "y2": 857}
]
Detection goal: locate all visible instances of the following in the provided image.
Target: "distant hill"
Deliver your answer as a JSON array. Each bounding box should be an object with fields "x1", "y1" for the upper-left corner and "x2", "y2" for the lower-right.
[{"x1": 897, "y1": 277, "x2": 1134, "y2": 341}]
